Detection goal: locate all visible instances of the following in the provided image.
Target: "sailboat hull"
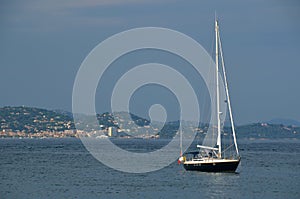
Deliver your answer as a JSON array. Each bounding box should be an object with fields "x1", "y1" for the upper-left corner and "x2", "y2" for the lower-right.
[{"x1": 183, "y1": 158, "x2": 240, "y2": 172}]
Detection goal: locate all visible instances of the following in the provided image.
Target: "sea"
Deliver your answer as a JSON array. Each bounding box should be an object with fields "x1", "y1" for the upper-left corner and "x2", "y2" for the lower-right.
[{"x1": 0, "y1": 138, "x2": 299, "y2": 199}]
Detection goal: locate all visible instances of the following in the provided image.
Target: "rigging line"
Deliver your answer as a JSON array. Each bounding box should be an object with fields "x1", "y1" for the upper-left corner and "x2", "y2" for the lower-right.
[
  {"x1": 217, "y1": 24, "x2": 239, "y2": 156},
  {"x1": 222, "y1": 144, "x2": 234, "y2": 154}
]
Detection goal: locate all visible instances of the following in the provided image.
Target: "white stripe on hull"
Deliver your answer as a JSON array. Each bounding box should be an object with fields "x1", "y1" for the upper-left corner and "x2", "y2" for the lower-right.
[{"x1": 184, "y1": 158, "x2": 239, "y2": 165}]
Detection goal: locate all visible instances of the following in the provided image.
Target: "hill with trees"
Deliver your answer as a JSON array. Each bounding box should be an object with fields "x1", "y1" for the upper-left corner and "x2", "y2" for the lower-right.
[{"x1": 0, "y1": 106, "x2": 299, "y2": 139}]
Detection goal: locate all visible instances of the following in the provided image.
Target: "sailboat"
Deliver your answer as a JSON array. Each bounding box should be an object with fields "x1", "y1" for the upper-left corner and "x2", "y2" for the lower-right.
[{"x1": 179, "y1": 18, "x2": 241, "y2": 172}]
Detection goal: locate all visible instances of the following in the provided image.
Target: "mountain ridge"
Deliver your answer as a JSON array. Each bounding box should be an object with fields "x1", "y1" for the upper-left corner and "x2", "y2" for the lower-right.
[
  {"x1": 265, "y1": 118, "x2": 300, "y2": 127},
  {"x1": 0, "y1": 106, "x2": 299, "y2": 139}
]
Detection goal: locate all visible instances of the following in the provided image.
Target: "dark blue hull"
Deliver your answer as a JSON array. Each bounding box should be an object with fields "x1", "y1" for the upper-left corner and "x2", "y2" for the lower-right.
[{"x1": 183, "y1": 159, "x2": 240, "y2": 172}]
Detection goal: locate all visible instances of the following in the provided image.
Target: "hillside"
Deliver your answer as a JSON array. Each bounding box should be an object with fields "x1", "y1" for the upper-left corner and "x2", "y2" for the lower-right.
[
  {"x1": 0, "y1": 106, "x2": 299, "y2": 139},
  {"x1": 235, "y1": 123, "x2": 300, "y2": 139},
  {"x1": 0, "y1": 106, "x2": 74, "y2": 133}
]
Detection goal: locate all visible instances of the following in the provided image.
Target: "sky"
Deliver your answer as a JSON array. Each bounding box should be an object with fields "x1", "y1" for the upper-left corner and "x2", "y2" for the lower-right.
[{"x1": 0, "y1": 0, "x2": 300, "y2": 125}]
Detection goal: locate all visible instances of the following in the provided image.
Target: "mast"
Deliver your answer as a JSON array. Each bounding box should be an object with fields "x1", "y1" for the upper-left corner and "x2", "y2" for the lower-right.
[
  {"x1": 217, "y1": 25, "x2": 239, "y2": 156},
  {"x1": 215, "y1": 19, "x2": 222, "y2": 158}
]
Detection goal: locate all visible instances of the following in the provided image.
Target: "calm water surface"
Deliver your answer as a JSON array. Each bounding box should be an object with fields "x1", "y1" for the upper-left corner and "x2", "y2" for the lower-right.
[{"x1": 0, "y1": 138, "x2": 299, "y2": 199}]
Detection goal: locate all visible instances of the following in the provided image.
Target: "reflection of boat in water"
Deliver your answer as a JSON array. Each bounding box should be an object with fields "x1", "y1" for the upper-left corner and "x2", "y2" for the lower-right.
[{"x1": 179, "y1": 18, "x2": 240, "y2": 172}]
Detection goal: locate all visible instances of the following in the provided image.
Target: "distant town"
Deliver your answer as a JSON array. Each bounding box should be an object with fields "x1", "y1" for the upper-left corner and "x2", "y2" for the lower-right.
[
  {"x1": 0, "y1": 106, "x2": 299, "y2": 139},
  {"x1": 0, "y1": 106, "x2": 168, "y2": 139}
]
